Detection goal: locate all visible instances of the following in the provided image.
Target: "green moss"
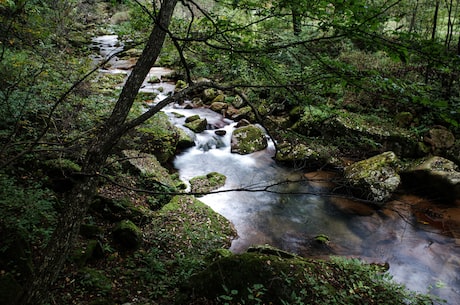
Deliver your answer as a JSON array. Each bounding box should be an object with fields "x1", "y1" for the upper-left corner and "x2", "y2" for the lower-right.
[
  {"x1": 113, "y1": 220, "x2": 142, "y2": 249},
  {"x1": 134, "y1": 111, "x2": 181, "y2": 163},
  {"x1": 189, "y1": 172, "x2": 226, "y2": 193},
  {"x1": 179, "y1": 252, "x2": 436, "y2": 305},
  {"x1": 231, "y1": 125, "x2": 268, "y2": 154},
  {"x1": 79, "y1": 267, "x2": 112, "y2": 294},
  {"x1": 151, "y1": 196, "x2": 236, "y2": 256}
]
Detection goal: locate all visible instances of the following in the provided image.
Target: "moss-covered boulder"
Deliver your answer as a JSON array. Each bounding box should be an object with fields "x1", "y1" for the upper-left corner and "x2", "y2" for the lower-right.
[
  {"x1": 292, "y1": 108, "x2": 422, "y2": 158},
  {"x1": 121, "y1": 149, "x2": 175, "y2": 187},
  {"x1": 176, "y1": 127, "x2": 195, "y2": 149},
  {"x1": 184, "y1": 115, "x2": 207, "y2": 133},
  {"x1": 226, "y1": 105, "x2": 255, "y2": 122},
  {"x1": 148, "y1": 195, "x2": 236, "y2": 256},
  {"x1": 131, "y1": 111, "x2": 182, "y2": 163},
  {"x1": 344, "y1": 151, "x2": 401, "y2": 202},
  {"x1": 79, "y1": 268, "x2": 112, "y2": 294},
  {"x1": 231, "y1": 125, "x2": 268, "y2": 154},
  {"x1": 178, "y1": 251, "x2": 433, "y2": 305},
  {"x1": 209, "y1": 101, "x2": 228, "y2": 113},
  {"x1": 90, "y1": 194, "x2": 153, "y2": 223},
  {"x1": 113, "y1": 220, "x2": 142, "y2": 250},
  {"x1": 71, "y1": 239, "x2": 104, "y2": 267},
  {"x1": 401, "y1": 156, "x2": 460, "y2": 203},
  {"x1": 275, "y1": 141, "x2": 325, "y2": 164},
  {"x1": 190, "y1": 172, "x2": 226, "y2": 193}
]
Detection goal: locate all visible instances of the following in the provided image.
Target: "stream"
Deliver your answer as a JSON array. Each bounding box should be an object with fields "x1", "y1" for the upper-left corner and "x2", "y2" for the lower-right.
[{"x1": 92, "y1": 35, "x2": 460, "y2": 304}]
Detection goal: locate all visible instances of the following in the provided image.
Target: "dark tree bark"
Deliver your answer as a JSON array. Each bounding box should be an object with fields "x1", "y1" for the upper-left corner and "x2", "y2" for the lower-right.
[{"x1": 15, "y1": 0, "x2": 179, "y2": 304}]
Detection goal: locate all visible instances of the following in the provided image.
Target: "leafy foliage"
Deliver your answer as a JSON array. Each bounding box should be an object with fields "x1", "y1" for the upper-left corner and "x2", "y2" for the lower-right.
[{"x1": 0, "y1": 173, "x2": 57, "y2": 252}]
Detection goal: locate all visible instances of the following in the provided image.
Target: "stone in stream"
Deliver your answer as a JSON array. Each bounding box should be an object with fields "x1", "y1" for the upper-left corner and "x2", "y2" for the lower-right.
[
  {"x1": 184, "y1": 115, "x2": 207, "y2": 133},
  {"x1": 401, "y1": 156, "x2": 460, "y2": 203},
  {"x1": 230, "y1": 124, "x2": 268, "y2": 155},
  {"x1": 344, "y1": 151, "x2": 401, "y2": 203}
]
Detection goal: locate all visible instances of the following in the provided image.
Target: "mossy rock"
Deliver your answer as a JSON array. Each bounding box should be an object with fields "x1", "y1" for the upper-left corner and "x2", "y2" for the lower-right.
[
  {"x1": 190, "y1": 172, "x2": 226, "y2": 193},
  {"x1": 150, "y1": 196, "x2": 236, "y2": 256},
  {"x1": 344, "y1": 151, "x2": 401, "y2": 202},
  {"x1": 209, "y1": 101, "x2": 228, "y2": 113},
  {"x1": 113, "y1": 220, "x2": 143, "y2": 250},
  {"x1": 176, "y1": 127, "x2": 195, "y2": 149},
  {"x1": 231, "y1": 125, "x2": 268, "y2": 154},
  {"x1": 121, "y1": 149, "x2": 175, "y2": 187},
  {"x1": 132, "y1": 111, "x2": 181, "y2": 163},
  {"x1": 184, "y1": 117, "x2": 207, "y2": 133},
  {"x1": 80, "y1": 223, "x2": 104, "y2": 238},
  {"x1": 90, "y1": 194, "x2": 152, "y2": 223},
  {"x1": 71, "y1": 239, "x2": 104, "y2": 267},
  {"x1": 179, "y1": 251, "x2": 433, "y2": 305},
  {"x1": 79, "y1": 267, "x2": 112, "y2": 293}
]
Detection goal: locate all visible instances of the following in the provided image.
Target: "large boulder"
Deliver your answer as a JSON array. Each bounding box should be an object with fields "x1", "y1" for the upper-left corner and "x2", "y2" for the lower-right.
[
  {"x1": 190, "y1": 172, "x2": 226, "y2": 193},
  {"x1": 344, "y1": 151, "x2": 401, "y2": 202},
  {"x1": 131, "y1": 111, "x2": 182, "y2": 163},
  {"x1": 401, "y1": 156, "x2": 460, "y2": 203},
  {"x1": 121, "y1": 150, "x2": 175, "y2": 186},
  {"x1": 231, "y1": 125, "x2": 268, "y2": 154},
  {"x1": 184, "y1": 115, "x2": 207, "y2": 133},
  {"x1": 113, "y1": 220, "x2": 143, "y2": 249},
  {"x1": 292, "y1": 108, "x2": 422, "y2": 157}
]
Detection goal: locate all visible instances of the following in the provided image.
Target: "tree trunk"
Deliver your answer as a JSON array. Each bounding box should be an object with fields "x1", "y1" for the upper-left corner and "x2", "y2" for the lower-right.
[{"x1": 15, "y1": 1, "x2": 179, "y2": 304}]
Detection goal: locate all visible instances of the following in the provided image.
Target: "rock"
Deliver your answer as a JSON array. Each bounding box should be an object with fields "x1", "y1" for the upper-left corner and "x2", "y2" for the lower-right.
[
  {"x1": 185, "y1": 114, "x2": 200, "y2": 123},
  {"x1": 79, "y1": 268, "x2": 112, "y2": 293},
  {"x1": 215, "y1": 130, "x2": 226, "y2": 136},
  {"x1": 227, "y1": 105, "x2": 254, "y2": 121},
  {"x1": 174, "y1": 79, "x2": 187, "y2": 91},
  {"x1": 113, "y1": 220, "x2": 143, "y2": 249},
  {"x1": 71, "y1": 239, "x2": 104, "y2": 267},
  {"x1": 184, "y1": 116, "x2": 207, "y2": 133},
  {"x1": 235, "y1": 118, "x2": 251, "y2": 128},
  {"x1": 210, "y1": 94, "x2": 225, "y2": 104},
  {"x1": 394, "y1": 112, "x2": 413, "y2": 127},
  {"x1": 293, "y1": 108, "x2": 422, "y2": 157},
  {"x1": 344, "y1": 151, "x2": 401, "y2": 202},
  {"x1": 121, "y1": 150, "x2": 175, "y2": 187},
  {"x1": 209, "y1": 101, "x2": 228, "y2": 113},
  {"x1": 401, "y1": 156, "x2": 460, "y2": 203},
  {"x1": 231, "y1": 125, "x2": 268, "y2": 154},
  {"x1": 231, "y1": 95, "x2": 245, "y2": 108},
  {"x1": 90, "y1": 195, "x2": 152, "y2": 223},
  {"x1": 424, "y1": 126, "x2": 455, "y2": 151},
  {"x1": 176, "y1": 127, "x2": 195, "y2": 149},
  {"x1": 132, "y1": 112, "x2": 182, "y2": 163},
  {"x1": 190, "y1": 172, "x2": 226, "y2": 193},
  {"x1": 275, "y1": 142, "x2": 320, "y2": 163},
  {"x1": 202, "y1": 88, "x2": 218, "y2": 102}
]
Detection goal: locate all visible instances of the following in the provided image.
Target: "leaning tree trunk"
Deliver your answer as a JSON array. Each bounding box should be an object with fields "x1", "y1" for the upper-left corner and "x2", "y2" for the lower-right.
[{"x1": 15, "y1": 1, "x2": 179, "y2": 304}]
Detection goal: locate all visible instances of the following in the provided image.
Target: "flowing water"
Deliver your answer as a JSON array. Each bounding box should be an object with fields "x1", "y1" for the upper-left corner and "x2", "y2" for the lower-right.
[{"x1": 92, "y1": 35, "x2": 460, "y2": 304}]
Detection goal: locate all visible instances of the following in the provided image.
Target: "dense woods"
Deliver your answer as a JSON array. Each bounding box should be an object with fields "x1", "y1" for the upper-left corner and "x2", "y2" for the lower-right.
[{"x1": 1, "y1": 0, "x2": 459, "y2": 304}]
